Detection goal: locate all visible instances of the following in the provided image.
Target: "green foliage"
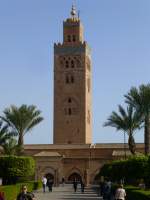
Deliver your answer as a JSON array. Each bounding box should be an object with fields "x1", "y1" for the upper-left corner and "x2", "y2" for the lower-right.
[
  {"x1": 33, "y1": 181, "x2": 42, "y2": 190},
  {"x1": 125, "y1": 185, "x2": 150, "y2": 200},
  {"x1": 0, "y1": 104, "x2": 43, "y2": 149},
  {"x1": 100, "y1": 156, "x2": 149, "y2": 184},
  {"x1": 2, "y1": 137, "x2": 18, "y2": 155},
  {"x1": 0, "y1": 121, "x2": 10, "y2": 146},
  {"x1": 104, "y1": 104, "x2": 141, "y2": 154},
  {"x1": 0, "y1": 156, "x2": 35, "y2": 184},
  {"x1": 0, "y1": 181, "x2": 42, "y2": 200},
  {"x1": 125, "y1": 84, "x2": 150, "y2": 155}
]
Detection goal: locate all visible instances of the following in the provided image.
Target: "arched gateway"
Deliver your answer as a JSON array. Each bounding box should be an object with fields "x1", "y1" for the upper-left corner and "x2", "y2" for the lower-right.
[{"x1": 68, "y1": 172, "x2": 82, "y2": 182}]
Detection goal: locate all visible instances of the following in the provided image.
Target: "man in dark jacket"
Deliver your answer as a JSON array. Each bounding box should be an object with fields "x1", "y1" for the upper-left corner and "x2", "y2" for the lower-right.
[{"x1": 16, "y1": 185, "x2": 35, "y2": 200}]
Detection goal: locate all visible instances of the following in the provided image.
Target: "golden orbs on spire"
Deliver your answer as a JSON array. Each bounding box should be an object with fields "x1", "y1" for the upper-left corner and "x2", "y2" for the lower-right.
[{"x1": 70, "y1": 4, "x2": 76, "y2": 18}]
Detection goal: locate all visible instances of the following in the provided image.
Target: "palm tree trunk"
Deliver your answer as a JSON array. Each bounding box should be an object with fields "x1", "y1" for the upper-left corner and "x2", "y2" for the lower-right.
[
  {"x1": 18, "y1": 132, "x2": 24, "y2": 155},
  {"x1": 128, "y1": 134, "x2": 136, "y2": 155},
  {"x1": 144, "y1": 115, "x2": 150, "y2": 155},
  {"x1": 18, "y1": 134, "x2": 24, "y2": 146}
]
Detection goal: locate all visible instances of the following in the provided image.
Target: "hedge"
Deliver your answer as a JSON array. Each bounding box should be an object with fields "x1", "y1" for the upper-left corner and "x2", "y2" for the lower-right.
[
  {"x1": 100, "y1": 155, "x2": 149, "y2": 184},
  {"x1": 125, "y1": 185, "x2": 150, "y2": 200},
  {"x1": 0, "y1": 156, "x2": 35, "y2": 184},
  {"x1": 0, "y1": 181, "x2": 42, "y2": 200}
]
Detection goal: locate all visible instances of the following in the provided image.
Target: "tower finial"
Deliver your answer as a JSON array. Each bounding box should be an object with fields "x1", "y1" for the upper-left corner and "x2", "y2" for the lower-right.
[{"x1": 70, "y1": 4, "x2": 76, "y2": 18}]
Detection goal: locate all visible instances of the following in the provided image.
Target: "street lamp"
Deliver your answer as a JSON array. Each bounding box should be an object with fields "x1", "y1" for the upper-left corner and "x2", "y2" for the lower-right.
[
  {"x1": 89, "y1": 144, "x2": 96, "y2": 169},
  {"x1": 87, "y1": 144, "x2": 96, "y2": 185}
]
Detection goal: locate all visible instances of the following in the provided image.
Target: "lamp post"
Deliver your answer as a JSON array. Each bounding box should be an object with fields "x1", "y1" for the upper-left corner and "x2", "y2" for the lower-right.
[
  {"x1": 89, "y1": 144, "x2": 95, "y2": 169},
  {"x1": 88, "y1": 144, "x2": 96, "y2": 184}
]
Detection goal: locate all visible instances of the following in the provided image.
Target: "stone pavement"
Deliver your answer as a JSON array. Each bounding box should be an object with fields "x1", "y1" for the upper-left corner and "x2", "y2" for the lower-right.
[{"x1": 34, "y1": 184, "x2": 102, "y2": 200}]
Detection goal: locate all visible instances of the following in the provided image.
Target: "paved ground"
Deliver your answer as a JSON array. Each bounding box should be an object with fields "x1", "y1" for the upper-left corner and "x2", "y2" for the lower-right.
[{"x1": 34, "y1": 184, "x2": 102, "y2": 200}]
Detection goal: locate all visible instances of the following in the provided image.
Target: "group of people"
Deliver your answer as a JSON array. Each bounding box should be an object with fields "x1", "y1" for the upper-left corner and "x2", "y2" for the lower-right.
[
  {"x1": 15, "y1": 176, "x2": 54, "y2": 200},
  {"x1": 73, "y1": 178, "x2": 85, "y2": 193},
  {"x1": 0, "y1": 176, "x2": 126, "y2": 200},
  {"x1": 100, "y1": 180, "x2": 126, "y2": 200},
  {"x1": 42, "y1": 176, "x2": 54, "y2": 193}
]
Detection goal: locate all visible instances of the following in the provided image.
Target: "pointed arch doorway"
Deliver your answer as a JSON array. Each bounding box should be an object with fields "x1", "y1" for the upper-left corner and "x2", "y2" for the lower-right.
[{"x1": 68, "y1": 172, "x2": 82, "y2": 182}]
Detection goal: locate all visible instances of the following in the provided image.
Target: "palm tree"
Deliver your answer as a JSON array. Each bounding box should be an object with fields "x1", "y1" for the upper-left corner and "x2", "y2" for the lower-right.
[
  {"x1": 104, "y1": 105, "x2": 142, "y2": 155},
  {"x1": 125, "y1": 84, "x2": 150, "y2": 155},
  {"x1": 0, "y1": 120, "x2": 10, "y2": 146},
  {"x1": 2, "y1": 137, "x2": 18, "y2": 155},
  {"x1": 0, "y1": 105, "x2": 43, "y2": 148}
]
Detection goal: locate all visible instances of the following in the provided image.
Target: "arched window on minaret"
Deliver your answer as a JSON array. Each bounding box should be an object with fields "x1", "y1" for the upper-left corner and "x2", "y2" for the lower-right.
[
  {"x1": 68, "y1": 98, "x2": 72, "y2": 103},
  {"x1": 65, "y1": 60, "x2": 69, "y2": 68},
  {"x1": 72, "y1": 35, "x2": 76, "y2": 42},
  {"x1": 66, "y1": 75, "x2": 69, "y2": 83},
  {"x1": 68, "y1": 108, "x2": 72, "y2": 115},
  {"x1": 71, "y1": 60, "x2": 74, "y2": 68},
  {"x1": 68, "y1": 35, "x2": 71, "y2": 42}
]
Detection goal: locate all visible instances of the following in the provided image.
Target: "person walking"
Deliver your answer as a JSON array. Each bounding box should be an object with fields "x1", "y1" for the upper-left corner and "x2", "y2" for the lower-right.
[
  {"x1": 47, "y1": 178, "x2": 53, "y2": 192},
  {"x1": 16, "y1": 185, "x2": 35, "y2": 200},
  {"x1": 103, "y1": 180, "x2": 111, "y2": 200},
  {"x1": 42, "y1": 176, "x2": 47, "y2": 193},
  {"x1": 62, "y1": 177, "x2": 65, "y2": 186},
  {"x1": 73, "y1": 179, "x2": 78, "y2": 192},
  {"x1": 80, "y1": 179, "x2": 85, "y2": 193},
  {"x1": 115, "y1": 184, "x2": 126, "y2": 200}
]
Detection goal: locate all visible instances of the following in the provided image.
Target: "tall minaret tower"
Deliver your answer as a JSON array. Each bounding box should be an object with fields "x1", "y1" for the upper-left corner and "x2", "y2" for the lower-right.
[{"x1": 53, "y1": 5, "x2": 92, "y2": 144}]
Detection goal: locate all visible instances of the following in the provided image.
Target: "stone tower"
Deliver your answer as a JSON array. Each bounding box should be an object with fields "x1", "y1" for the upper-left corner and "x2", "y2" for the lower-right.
[{"x1": 53, "y1": 6, "x2": 92, "y2": 144}]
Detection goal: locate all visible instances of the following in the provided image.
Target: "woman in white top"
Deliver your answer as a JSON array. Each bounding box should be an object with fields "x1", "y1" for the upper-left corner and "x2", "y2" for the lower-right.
[{"x1": 115, "y1": 184, "x2": 126, "y2": 200}]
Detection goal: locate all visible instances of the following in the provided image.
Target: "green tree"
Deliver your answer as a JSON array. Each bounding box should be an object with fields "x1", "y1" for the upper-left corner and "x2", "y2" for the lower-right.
[
  {"x1": 0, "y1": 105, "x2": 43, "y2": 149},
  {"x1": 0, "y1": 120, "x2": 10, "y2": 146},
  {"x1": 0, "y1": 156, "x2": 35, "y2": 185},
  {"x1": 2, "y1": 137, "x2": 18, "y2": 155},
  {"x1": 104, "y1": 105, "x2": 141, "y2": 154},
  {"x1": 125, "y1": 84, "x2": 150, "y2": 155}
]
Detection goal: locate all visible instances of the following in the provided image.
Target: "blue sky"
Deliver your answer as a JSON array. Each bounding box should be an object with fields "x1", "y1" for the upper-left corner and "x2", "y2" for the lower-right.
[{"x1": 0, "y1": 0, "x2": 150, "y2": 144}]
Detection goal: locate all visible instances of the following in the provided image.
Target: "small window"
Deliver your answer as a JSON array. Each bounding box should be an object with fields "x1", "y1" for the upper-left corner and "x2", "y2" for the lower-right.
[
  {"x1": 73, "y1": 35, "x2": 76, "y2": 42},
  {"x1": 71, "y1": 60, "x2": 74, "y2": 68},
  {"x1": 68, "y1": 108, "x2": 72, "y2": 115},
  {"x1": 68, "y1": 98, "x2": 72, "y2": 103},
  {"x1": 65, "y1": 61, "x2": 69, "y2": 68},
  {"x1": 68, "y1": 35, "x2": 71, "y2": 42},
  {"x1": 71, "y1": 76, "x2": 74, "y2": 83}
]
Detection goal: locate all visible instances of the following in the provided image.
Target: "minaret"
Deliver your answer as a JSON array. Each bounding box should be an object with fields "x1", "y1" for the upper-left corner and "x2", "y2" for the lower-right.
[{"x1": 53, "y1": 6, "x2": 92, "y2": 144}]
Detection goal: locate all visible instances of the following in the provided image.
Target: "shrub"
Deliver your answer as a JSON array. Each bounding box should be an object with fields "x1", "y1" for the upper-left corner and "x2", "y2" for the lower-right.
[
  {"x1": 125, "y1": 185, "x2": 150, "y2": 200},
  {"x1": 100, "y1": 155, "x2": 149, "y2": 184},
  {"x1": 0, "y1": 181, "x2": 42, "y2": 200},
  {"x1": 0, "y1": 156, "x2": 35, "y2": 184}
]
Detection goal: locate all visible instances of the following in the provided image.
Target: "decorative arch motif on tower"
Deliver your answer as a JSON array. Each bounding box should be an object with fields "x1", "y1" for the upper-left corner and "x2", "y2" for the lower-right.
[
  {"x1": 59, "y1": 55, "x2": 82, "y2": 69},
  {"x1": 62, "y1": 97, "x2": 79, "y2": 116}
]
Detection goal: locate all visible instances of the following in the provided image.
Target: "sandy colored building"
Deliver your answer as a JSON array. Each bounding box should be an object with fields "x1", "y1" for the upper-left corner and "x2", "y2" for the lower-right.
[{"x1": 24, "y1": 6, "x2": 144, "y2": 186}]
